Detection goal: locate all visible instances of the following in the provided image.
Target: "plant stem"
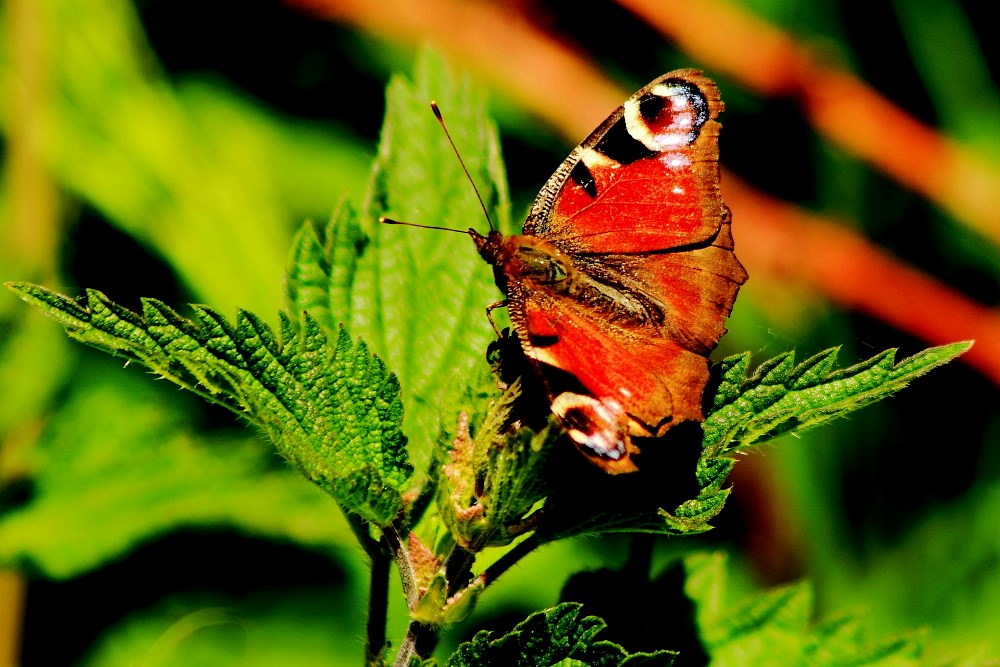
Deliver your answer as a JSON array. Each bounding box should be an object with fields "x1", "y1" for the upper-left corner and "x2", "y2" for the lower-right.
[
  {"x1": 5, "y1": 0, "x2": 59, "y2": 279},
  {"x1": 391, "y1": 539, "x2": 472, "y2": 665},
  {"x1": 444, "y1": 543, "x2": 475, "y2": 596},
  {"x1": 345, "y1": 510, "x2": 382, "y2": 560},
  {"x1": 385, "y1": 525, "x2": 419, "y2": 608},
  {"x1": 2, "y1": 0, "x2": 57, "y2": 662},
  {"x1": 393, "y1": 620, "x2": 440, "y2": 667},
  {"x1": 0, "y1": 571, "x2": 26, "y2": 667},
  {"x1": 365, "y1": 546, "x2": 391, "y2": 666},
  {"x1": 480, "y1": 532, "x2": 542, "y2": 586},
  {"x1": 391, "y1": 531, "x2": 542, "y2": 665}
]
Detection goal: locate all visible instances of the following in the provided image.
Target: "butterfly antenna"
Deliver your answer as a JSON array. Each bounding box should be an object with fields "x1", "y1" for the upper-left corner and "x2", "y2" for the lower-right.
[
  {"x1": 431, "y1": 101, "x2": 496, "y2": 232},
  {"x1": 379, "y1": 217, "x2": 468, "y2": 233}
]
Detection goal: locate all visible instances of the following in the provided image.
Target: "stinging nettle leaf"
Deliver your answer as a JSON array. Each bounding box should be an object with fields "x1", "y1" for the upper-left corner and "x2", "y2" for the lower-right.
[
  {"x1": 5, "y1": 281, "x2": 412, "y2": 526},
  {"x1": 438, "y1": 378, "x2": 554, "y2": 551},
  {"x1": 0, "y1": 363, "x2": 354, "y2": 579},
  {"x1": 446, "y1": 602, "x2": 675, "y2": 667},
  {"x1": 683, "y1": 552, "x2": 924, "y2": 665},
  {"x1": 701, "y1": 341, "x2": 972, "y2": 454},
  {"x1": 659, "y1": 342, "x2": 973, "y2": 536},
  {"x1": 285, "y1": 200, "x2": 368, "y2": 336},
  {"x1": 351, "y1": 49, "x2": 513, "y2": 467}
]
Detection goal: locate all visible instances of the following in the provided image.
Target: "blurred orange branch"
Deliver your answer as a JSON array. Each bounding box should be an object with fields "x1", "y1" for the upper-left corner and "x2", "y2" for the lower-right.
[
  {"x1": 620, "y1": 0, "x2": 1000, "y2": 249},
  {"x1": 286, "y1": 0, "x2": 1000, "y2": 385},
  {"x1": 1, "y1": 0, "x2": 58, "y2": 662},
  {"x1": 725, "y1": 177, "x2": 1000, "y2": 383},
  {"x1": 3, "y1": 0, "x2": 60, "y2": 280},
  {"x1": 286, "y1": 0, "x2": 624, "y2": 135}
]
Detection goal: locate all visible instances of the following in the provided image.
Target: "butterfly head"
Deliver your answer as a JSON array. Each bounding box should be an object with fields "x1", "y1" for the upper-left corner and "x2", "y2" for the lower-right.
[{"x1": 471, "y1": 231, "x2": 574, "y2": 290}]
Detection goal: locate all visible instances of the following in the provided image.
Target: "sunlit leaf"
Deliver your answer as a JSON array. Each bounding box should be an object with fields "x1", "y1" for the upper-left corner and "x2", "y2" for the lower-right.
[
  {"x1": 5, "y1": 282, "x2": 411, "y2": 526},
  {"x1": 0, "y1": 363, "x2": 355, "y2": 579},
  {"x1": 0, "y1": 0, "x2": 371, "y2": 315},
  {"x1": 702, "y1": 342, "x2": 973, "y2": 456},
  {"x1": 285, "y1": 202, "x2": 369, "y2": 337},
  {"x1": 350, "y1": 48, "x2": 512, "y2": 466},
  {"x1": 684, "y1": 552, "x2": 924, "y2": 666}
]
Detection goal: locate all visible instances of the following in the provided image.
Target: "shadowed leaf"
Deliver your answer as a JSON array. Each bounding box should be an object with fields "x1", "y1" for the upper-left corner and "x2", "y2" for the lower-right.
[{"x1": 447, "y1": 602, "x2": 675, "y2": 667}]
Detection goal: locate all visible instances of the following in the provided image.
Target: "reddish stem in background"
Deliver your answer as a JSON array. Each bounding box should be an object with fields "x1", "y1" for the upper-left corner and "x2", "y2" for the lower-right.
[{"x1": 725, "y1": 176, "x2": 1000, "y2": 384}]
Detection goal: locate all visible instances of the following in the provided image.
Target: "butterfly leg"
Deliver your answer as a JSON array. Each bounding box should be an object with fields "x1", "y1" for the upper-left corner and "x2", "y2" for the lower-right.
[{"x1": 485, "y1": 300, "x2": 508, "y2": 338}]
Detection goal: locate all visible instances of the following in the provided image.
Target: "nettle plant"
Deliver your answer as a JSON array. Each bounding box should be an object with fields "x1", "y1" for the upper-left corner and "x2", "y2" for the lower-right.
[{"x1": 8, "y1": 55, "x2": 969, "y2": 666}]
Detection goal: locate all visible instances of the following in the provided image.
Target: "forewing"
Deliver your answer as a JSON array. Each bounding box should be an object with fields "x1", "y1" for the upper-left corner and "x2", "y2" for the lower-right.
[
  {"x1": 591, "y1": 208, "x2": 747, "y2": 357},
  {"x1": 524, "y1": 70, "x2": 725, "y2": 255}
]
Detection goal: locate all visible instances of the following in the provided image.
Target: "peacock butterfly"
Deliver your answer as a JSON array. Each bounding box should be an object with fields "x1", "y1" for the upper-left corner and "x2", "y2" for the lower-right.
[{"x1": 471, "y1": 70, "x2": 747, "y2": 474}]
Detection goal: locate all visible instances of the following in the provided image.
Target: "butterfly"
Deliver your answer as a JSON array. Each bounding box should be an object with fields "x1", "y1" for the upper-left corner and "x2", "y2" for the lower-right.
[{"x1": 471, "y1": 70, "x2": 747, "y2": 474}]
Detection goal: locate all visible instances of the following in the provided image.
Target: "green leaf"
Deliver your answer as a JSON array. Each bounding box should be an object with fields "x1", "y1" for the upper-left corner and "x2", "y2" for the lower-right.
[
  {"x1": 0, "y1": 362, "x2": 357, "y2": 579},
  {"x1": 285, "y1": 201, "x2": 368, "y2": 335},
  {"x1": 684, "y1": 552, "x2": 924, "y2": 666},
  {"x1": 349, "y1": 49, "x2": 513, "y2": 465},
  {"x1": 659, "y1": 484, "x2": 732, "y2": 536},
  {"x1": 5, "y1": 282, "x2": 411, "y2": 526},
  {"x1": 409, "y1": 658, "x2": 439, "y2": 667},
  {"x1": 820, "y1": 474, "x2": 1000, "y2": 651},
  {"x1": 446, "y1": 602, "x2": 675, "y2": 667},
  {"x1": 702, "y1": 342, "x2": 973, "y2": 456},
  {"x1": 660, "y1": 343, "x2": 971, "y2": 536},
  {"x1": 411, "y1": 571, "x2": 486, "y2": 626},
  {"x1": 0, "y1": 300, "x2": 73, "y2": 440}
]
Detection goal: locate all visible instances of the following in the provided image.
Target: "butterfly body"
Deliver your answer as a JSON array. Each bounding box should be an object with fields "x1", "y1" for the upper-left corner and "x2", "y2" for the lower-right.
[{"x1": 475, "y1": 70, "x2": 746, "y2": 473}]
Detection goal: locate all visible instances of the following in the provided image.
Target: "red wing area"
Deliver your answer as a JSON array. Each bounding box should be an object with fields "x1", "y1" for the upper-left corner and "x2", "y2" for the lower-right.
[
  {"x1": 508, "y1": 286, "x2": 711, "y2": 439},
  {"x1": 538, "y1": 150, "x2": 723, "y2": 254},
  {"x1": 502, "y1": 210, "x2": 745, "y2": 456},
  {"x1": 598, "y1": 213, "x2": 746, "y2": 356},
  {"x1": 523, "y1": 70, "x2": 725, "y2": 255}
]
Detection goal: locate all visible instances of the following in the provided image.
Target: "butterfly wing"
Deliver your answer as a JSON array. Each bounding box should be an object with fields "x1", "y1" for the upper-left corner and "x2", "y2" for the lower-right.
[
  {"x1": 505, "y1": 214, "x2": 743, "y2": 469},
  {"x1": 525, "y1": 69, "x2": 726, "y2": 254},
  {"x1": 504, "y1": 69, "x2": 746, "y2": 472},
  {"x1": 508, "y1": 281, "x2": 709, "y2": 473}
]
